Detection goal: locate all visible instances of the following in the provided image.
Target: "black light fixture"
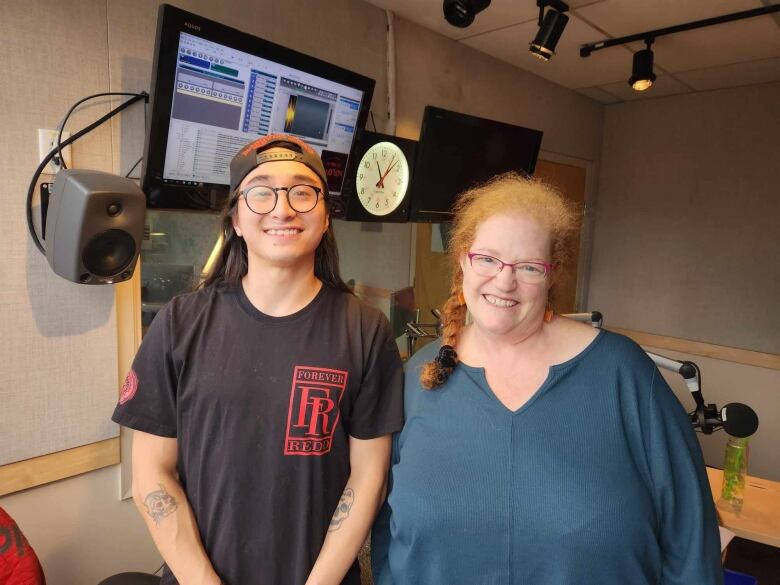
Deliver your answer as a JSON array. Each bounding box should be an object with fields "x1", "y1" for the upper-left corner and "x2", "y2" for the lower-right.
[
  {"x1": 581, "y1": 5, "x2": 780, "y2": 92},
  {"x1": 443, "y1": 0, "x2": 491, "y2": 28},
  {"x1": 628, "y1": 39, "x2": 656, "y2": 91},
  {"x1": 529, "y1": 0, "x2": 570, "y2": 61}
]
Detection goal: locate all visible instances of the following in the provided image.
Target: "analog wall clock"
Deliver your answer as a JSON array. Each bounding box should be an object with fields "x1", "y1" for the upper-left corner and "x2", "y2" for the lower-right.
[{"x1": 346, "y1": 130, "x2": 417, "y2": 223}]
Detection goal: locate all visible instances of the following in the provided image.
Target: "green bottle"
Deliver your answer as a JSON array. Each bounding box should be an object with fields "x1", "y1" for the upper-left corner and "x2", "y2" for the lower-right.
[{"x1": 720, "y1": 436, "x2": 749, "y2": 512}]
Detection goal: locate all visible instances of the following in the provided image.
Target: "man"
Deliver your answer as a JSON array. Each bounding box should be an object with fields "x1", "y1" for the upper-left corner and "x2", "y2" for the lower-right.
[{"x1": 113, "y1": 134, "x2": 404, "y2": 584}]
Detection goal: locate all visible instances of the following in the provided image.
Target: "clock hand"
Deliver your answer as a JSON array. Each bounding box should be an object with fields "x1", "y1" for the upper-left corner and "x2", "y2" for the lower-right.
[
  {"x1": 380, "y1": 158, "x2": 399, "y2": 183},
  {"x1": 376, "y1": 157, "x2": 394, "y2": 189}
]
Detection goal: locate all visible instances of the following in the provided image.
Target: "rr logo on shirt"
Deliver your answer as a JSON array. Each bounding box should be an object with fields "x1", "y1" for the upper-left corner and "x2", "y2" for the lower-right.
[{"x1": 284, "y1": 366, "x2": 348, "y2": 456}]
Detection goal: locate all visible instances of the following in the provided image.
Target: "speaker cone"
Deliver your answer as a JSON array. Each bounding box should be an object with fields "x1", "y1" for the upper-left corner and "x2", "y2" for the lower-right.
[{"x1": 82, "y1": 229, "x2": 137, "y2": 277}]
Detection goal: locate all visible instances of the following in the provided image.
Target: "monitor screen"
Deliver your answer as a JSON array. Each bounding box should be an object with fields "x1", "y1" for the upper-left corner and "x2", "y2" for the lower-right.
[
  {"x1": 142, "y1": 5, "x2": 374, "y2": 211},
  {"x1": 409, "y1": 106, "x2": 543, "y2": 222}
]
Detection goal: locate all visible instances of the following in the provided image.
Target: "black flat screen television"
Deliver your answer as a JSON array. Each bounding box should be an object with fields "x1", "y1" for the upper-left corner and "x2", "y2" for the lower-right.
[
  {"x1": 141, "y1": 4, "x2": 375, "y2": 211},
  {"x1": 409, "y1": 106, "x2": 543, "y2": 222}
]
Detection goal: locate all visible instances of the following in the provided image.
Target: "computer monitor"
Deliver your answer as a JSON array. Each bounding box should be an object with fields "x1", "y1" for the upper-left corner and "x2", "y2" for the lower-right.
[
  {"x1": 142, "y1": 4, "x2": 375, "y2": 211},
  {"x1": 409, "y1": 106, "x2": 543, "y2": 222}
]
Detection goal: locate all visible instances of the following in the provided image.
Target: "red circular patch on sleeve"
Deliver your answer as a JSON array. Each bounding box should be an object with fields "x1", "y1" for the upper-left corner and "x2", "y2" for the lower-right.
[{"x1": 119, "y1": 369, "x2": 139, "y2": 404}]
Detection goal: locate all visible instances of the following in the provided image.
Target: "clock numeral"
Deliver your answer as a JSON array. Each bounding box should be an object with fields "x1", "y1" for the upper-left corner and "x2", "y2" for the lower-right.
[
  {"x1": 385, "y1": 198, "x2": 389, "y2": 207},
  {"x1": 359, "y1": 173, "x2": 363, "y2": 180},
  {"x1": 371, "y1": 152, "x2": 377, "y2": 160},
  {"x1": 381, "y1": 149, "x2": 387, "y2": 158},
  {"x1": 364, "y1": 161, "x2": 370, "y2": 169},
  {"x1": 360, "y1": 187, "x2": 365, "y2": 194},
  {"x1": 375, "y1": 200, "x2": 380, "y2": 209}
]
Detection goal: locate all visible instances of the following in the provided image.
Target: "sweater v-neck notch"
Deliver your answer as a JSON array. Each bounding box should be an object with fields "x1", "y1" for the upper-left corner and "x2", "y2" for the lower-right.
[{"x1": 460, "y1": 330, "x2": 605, "y2": 416}]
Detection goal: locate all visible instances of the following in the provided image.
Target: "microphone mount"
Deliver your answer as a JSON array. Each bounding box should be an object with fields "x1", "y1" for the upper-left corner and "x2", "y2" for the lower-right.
[{"x1": 645, "y1": 351, "x2": 757, "y2": 436}]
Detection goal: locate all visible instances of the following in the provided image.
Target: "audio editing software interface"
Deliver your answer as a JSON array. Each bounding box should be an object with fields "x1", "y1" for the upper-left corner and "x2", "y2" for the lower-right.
[{"x1": 162, "y1": 32, "x2": 364, "y2": 194}]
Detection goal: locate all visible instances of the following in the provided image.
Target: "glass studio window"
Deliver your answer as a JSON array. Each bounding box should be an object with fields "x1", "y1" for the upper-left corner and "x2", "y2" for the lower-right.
[{"x1": 140, "y1": 209, "x2": 221, "y2": 334}]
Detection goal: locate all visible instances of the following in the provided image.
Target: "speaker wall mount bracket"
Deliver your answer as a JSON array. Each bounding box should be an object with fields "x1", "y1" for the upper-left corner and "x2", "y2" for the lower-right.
[{"x1": 40, "y1": 182, "x2": 52, "y2": 241}]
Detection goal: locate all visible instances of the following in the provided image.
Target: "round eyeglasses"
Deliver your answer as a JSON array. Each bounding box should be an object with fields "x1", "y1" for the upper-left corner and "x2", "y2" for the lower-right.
[
  {"x1": 467, "y1": 252, "x2": 554, "y2": 284},
  {"x1": 238, "y1": 184, "x2": 323, "y2": 215}
]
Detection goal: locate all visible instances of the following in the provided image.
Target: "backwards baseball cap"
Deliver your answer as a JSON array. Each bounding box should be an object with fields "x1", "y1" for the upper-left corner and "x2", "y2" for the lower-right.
[{"x1": 229, "y1": 133, "x2": 328, "y2": 194}]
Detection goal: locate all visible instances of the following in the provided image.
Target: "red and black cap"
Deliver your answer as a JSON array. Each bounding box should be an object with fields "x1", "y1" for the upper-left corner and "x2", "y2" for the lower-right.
[{"x1": 229, "y1": 133, "x2": 328, "y2": 194}]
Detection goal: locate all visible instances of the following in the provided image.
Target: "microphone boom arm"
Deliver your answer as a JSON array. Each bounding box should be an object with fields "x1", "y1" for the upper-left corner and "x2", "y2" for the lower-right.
[{"x1": 645, "y1": 351, "x2": 720, "y2": 434}]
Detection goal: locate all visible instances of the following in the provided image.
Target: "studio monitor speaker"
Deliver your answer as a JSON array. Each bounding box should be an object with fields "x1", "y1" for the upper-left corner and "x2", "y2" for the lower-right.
[{"x1": 45, "y1": 169, "x2": 146, "y2": 284}]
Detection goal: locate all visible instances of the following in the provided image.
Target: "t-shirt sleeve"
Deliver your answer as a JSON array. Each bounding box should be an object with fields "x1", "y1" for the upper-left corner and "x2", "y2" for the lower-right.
[
  {"x1": 645, "y1": 368, "x2": 723, "y2": 585},
  {"x1": 348, "y1": 312, "x2": 404, "y2": 440},
  {"x1": 111, "y1": 304, "x2": 178, "y2": 437}
]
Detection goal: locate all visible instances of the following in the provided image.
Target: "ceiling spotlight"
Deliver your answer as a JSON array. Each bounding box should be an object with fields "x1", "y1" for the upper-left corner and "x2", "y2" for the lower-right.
[
  {"x1": 529, "y1": 0, "x2": 570, "y2": 61},
  {"x1": 629, "y1": 39, "x2": 656, "y2": 91},
  {"x1": 443, "y1": 0, "x2": 491, "y2": 28}
]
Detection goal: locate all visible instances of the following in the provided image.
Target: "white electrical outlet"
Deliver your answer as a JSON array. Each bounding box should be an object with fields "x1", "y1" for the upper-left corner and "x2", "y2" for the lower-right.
[{"x1": 38, "y1": 128, "x2": 72, "y2": 174}]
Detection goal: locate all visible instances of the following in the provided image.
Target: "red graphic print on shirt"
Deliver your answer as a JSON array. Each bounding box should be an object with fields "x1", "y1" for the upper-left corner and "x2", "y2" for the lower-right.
[
  {"x1": 119, "y1": 369, "x2": 139, "y2": 405},
  {"x1": 284, "y1": 366, "x2": 348, "y2": 456}
]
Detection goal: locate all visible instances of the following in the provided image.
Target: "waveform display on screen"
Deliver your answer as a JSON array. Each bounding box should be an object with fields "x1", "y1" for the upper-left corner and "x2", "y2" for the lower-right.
[
  {"x1": 283, "y1": 94, "x2": 330, "y2": 139},
  {"x1": 284, "y1": 95, "x2": 297, "y2": 132}
]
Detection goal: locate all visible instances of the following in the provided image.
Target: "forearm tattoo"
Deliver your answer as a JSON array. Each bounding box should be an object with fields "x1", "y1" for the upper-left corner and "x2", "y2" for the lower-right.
[
  {"x1": 143, "y1": 483, "x2": 178, "y2": 524},
  {"x1": 328, "y1": 487, "x2": 355, "y2": 532}
]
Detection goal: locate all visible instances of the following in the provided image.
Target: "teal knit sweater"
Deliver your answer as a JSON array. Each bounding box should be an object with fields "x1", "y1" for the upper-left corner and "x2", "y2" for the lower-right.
[{"x1": 372, "y1": 331, "x2": 722, "y2": 585}]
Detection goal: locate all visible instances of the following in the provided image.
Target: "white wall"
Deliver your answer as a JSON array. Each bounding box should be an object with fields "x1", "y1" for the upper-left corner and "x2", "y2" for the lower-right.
[
  {"x1": 589, "y1": 82, "x2": 780, "y2": 480},
  {"x1": 1, "y1": 0, "x2": 604, "y2": 582}
]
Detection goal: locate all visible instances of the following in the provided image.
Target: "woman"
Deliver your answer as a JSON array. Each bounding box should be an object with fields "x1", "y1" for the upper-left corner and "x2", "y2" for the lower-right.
[
  {"x1": 113, "y1": 134, "x2": 404, "y2": 585},
  {"x1": 372, "y1": 173, "x2": 721, "y2": 584}
]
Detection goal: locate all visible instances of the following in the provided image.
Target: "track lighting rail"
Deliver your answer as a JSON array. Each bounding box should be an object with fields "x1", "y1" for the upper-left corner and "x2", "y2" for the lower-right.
[{"x1": 580, "y1": 4, "x2": 780, "y2": 58}]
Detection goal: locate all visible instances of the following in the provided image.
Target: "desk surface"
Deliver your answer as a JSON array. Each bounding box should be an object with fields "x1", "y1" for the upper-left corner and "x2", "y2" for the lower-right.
[{"x1": 707, "y1": 467, "x2": 780, "y2": 548}]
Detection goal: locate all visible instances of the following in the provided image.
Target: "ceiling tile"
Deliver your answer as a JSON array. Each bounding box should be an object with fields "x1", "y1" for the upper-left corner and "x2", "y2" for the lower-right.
[
  {"x1": 365, "y1": 0, "x2": 603, "y2": 40},
  {"x1": 454, "y1": 0, "x2": 600, "y2": 40},
  {"x1": 366, "y1": 0, "x2": 779, "y2": 95},
  {"x1": 461, "y1": 15, "x2": 637, "y2": 88},
  {"x1": 573, "y1": 0, "x2": 764, "y2": 37},
  {"x1": 363, "y1": 0, "x2": 466, "y2": 40},
  {"x1": 444, "y1": 0, "x2": 540, "y2": 39},
  {"x1": 675, "y1": 57, "x2": 780, "y2": 91},
  {"x1": 575, "y1": 86, "x2": 623, "y2": 104},
  {"x1": 598, "y1": 74, "x2": 693, "y2": 101},
  {"x1": 362, "y1": 0, "x2": 534, "y2": 40}
]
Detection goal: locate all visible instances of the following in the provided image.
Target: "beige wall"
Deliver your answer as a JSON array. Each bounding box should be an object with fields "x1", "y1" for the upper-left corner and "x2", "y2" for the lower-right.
[
  {"x1": 393, "y1": 17, "x2": 604, "y2": 161},
  {"x1": 589, "y1": 82, "x2": 780, "y2": 354},
  {"x1": 0, "y1": 0, "x2": 121, "y2": 467},
  {"x1": 1, "y1": 0, "x2": 603, "y2": 582},
  {"x1": 0, "y1": 467, "x2": 160, "y2": 582},
  {"x1": 589, "y1": 83, "x2": 780, "y2": 480}
]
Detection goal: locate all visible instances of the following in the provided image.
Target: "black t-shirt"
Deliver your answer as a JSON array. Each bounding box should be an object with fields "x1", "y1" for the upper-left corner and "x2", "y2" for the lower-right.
[{"x1": 112, "y1": 283, "x2": 404, "y2": 585}]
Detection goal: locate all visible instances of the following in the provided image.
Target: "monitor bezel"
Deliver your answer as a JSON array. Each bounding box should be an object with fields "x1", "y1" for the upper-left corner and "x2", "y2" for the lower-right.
[{"x1": 141, "y1": 4, "x2": 375, "y2": 211}]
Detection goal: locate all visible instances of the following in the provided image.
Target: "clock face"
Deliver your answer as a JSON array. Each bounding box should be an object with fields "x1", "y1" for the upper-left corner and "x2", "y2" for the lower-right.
[{"x1": 355, "y1": 141, "x2": 409, "y2": 216}]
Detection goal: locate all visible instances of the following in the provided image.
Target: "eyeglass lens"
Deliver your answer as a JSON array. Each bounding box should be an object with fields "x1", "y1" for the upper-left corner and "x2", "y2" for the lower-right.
[{"x1": 243, "y1": 185, "x2": 320, "y2": 214}]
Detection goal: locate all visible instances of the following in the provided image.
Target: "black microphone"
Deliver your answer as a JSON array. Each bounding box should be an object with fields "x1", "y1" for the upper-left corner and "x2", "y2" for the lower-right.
[
  {"x1": 693, "y1": 402, "x2": 759, "y2": 437},
  {"x1": 719, "y1": 403, "x2": 759, "y2": 438}
]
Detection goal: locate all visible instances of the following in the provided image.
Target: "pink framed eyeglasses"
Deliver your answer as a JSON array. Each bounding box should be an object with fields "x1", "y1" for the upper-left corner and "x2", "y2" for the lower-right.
[{"x1": 467, "y1": 252, "x2": 555, "y2": 284}]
